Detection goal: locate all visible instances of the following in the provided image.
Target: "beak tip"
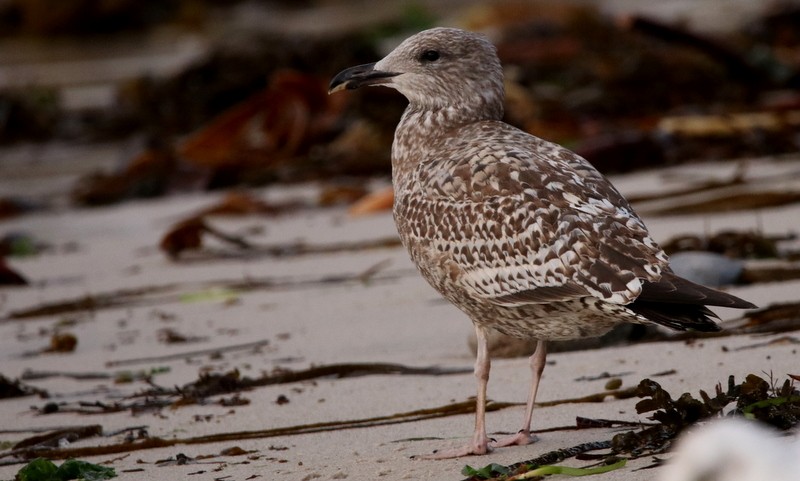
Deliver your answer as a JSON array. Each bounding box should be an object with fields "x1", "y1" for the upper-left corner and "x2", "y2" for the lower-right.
[{"x1": 327, "y1": 83, "x2": 347, "y2": 95}]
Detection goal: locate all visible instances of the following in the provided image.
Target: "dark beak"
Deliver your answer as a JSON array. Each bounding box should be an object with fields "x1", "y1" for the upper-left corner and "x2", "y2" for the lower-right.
[{"x1": 328, "y1": 62, "x2": 399, "y2": 94}]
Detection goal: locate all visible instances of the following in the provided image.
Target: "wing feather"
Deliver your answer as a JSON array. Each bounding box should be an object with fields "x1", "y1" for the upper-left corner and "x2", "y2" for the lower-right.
[{"x1": 396, "y1": 121, "x2": 668, "y2": 308}]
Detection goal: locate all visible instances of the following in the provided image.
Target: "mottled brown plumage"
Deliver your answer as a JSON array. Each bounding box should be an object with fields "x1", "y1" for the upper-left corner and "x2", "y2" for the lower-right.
[{"x1": 329, "y1": 27, "x2": 755, "y2": 458}]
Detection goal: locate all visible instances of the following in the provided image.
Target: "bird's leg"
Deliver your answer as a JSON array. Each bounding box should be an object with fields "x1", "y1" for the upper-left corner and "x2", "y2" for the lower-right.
[
  {"x1": 418, "y1": 325, "x2": 492, "y2": 459},
  {"x1": 492, "y1": 340, "x2": 547, "y2": 448}
]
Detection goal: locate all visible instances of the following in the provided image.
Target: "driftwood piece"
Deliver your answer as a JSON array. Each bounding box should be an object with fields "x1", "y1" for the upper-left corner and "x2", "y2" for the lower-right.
[{"x1": 633, "y1": 176, "x2": 800, "y2": 215}]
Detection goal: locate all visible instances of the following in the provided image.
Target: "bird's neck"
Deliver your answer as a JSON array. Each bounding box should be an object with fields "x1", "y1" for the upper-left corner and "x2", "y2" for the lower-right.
[{"x1": 391, "y1": 103, "x2": 501, "y2": 187}]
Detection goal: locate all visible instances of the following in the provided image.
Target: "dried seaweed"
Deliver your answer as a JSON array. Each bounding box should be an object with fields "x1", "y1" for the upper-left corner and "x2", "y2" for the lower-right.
[
  {"x1": 661, "y1": 229, "x2": 788, "y2": 259},
  {"x1": 3, "y1": 286, "x2": 169, "y2": 321},
  {"x1": 738, "y1": 375, "x2": 800, "y2": 430},
  {"x1": 460, "y1": 442, "x2": 619, "y2": 481},
  {"x1": 149, "y1": 363, "x2": 472, "y2": 402},
  {"x1": 159, "y1": 217, "x2": 250, "y2": 259},
  {"x1": 105, "y1": 340, "x2": 270, "y2": 368},
  {"x1": 0, "y1": 257, "x2": 28, "y2": 285},
  {"x1": 70, "y1": 149, "x2": 177, "y2": 206},
  {"x1": 20, "y1": 363, "x2": 470, "y2": 417},
  {"x1": 610, "y1": 374, "x2": 800, "y2": 458},
  {"x1": 740, "y1": 263, "x2": 800, "y2": 284},
  {"x1": 3, "y1": 266, "x2": 408, "y2": 322},
  {"x1": 5, "y1": 375, "x2": 657, "y2": 464},
  {"x1": 459, "y1": 373, "x2": 800, "y2": 480},
  {"x1": 9, "y1": 373, "x2": 796, "y2": 472},
  {"x1": 635, "y1": 184, "x2": 800, "y2": 216},
  {"x1": 536, "y1": 386, "x2": 639, "y2": 408},
  {"x1": 161, "y1": 230, "x2": 402, "y2": 262},
  {"x1": 0, "y1": 374, "x2": 47, "y2": 399},
  {"x1": 13, "y1": 426, "x2": 102, "y2": 450},
  {"x1": 3, "y1": 399, "x2": 516, "y2": 462},
  {"x1": 609, "y1": 379, "x2": 731, "y2": 457},
  {"x1": 623, "y1": 15, "x2": 774, "y2": 88}
]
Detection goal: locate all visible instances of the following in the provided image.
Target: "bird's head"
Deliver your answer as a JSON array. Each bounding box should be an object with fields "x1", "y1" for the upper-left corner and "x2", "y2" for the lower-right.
[{"x1": 329, "y1": 27, "x2": 504, "y2": 119}]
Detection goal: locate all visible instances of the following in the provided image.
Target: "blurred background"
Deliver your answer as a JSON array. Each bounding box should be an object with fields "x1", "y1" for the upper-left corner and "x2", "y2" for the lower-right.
[{"x1": 1, "y1": 0, "x2": 800, "y2": 266}]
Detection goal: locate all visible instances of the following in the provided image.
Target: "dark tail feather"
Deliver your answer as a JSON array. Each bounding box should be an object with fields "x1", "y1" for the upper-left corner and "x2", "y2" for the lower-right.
[
  {"x1": 627, "y1": 301, "x2": 722, "y2": 332},
  {"x1": 627, "y1": 271, "x2": 756, "y2": 332},
  {"x1": 637, "y1": 272, "x2": 756, "y2": 308}
]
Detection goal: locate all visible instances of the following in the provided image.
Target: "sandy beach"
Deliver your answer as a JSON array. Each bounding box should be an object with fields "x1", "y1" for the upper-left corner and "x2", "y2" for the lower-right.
[
  {"x1": 1, "y1": 152, "x2": 799, "y2": 480},
  {"x1": 2, "y1": 0, "x2": 800, "y2": 478}
]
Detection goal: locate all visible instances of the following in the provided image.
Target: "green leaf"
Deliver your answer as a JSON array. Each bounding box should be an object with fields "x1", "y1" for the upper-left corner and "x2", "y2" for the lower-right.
[
  {"x1": 514, "y1": 459, "x2": 627, "y2": 479},
  {"x1": 179, "y1": 287, "x2": 239, "y2": 304},
  {"x1": 742, "y1": 395, "x2": 800, "y2": 419},
  {"x1": 15, "y1": 458, "x2": 58, "y2": 481},
  {"x1": 461, "y1": 462, "x2": 509, "y2": 478},
  {"x1": 56, "y1": 459, "x2": 116, "y2": 481},
  {"x1": 15, "y1": 458, "x2": 116, "y2": 481}
]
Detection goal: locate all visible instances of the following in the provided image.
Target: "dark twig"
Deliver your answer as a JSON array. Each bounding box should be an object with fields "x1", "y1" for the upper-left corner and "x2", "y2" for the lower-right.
[{"x1": 105, "y1": 339, "x2": 270, "y2": 367}]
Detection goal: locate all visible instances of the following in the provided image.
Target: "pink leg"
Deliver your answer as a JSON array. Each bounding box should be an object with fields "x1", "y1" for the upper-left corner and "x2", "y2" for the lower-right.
[
  {"x1": 418, "y1": 325, "x2": 492, "y2": 459},
  {"x1": 492, "y1": 340, "x2": 547, "y2": 448}
]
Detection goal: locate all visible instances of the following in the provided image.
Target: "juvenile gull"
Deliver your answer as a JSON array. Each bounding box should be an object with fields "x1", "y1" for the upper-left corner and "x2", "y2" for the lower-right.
[{"x1": 329, "y1": 27, "x2": 755, "y2": 459}]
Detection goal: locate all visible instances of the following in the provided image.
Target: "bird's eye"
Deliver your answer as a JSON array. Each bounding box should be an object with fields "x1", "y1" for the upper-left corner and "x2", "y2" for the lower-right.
[{"x1": 420, "y1": 50, "x2": 440, "y2": 62}]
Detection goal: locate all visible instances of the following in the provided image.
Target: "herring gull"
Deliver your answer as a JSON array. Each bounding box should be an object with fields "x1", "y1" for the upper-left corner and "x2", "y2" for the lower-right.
[{"x1": 329, "y1": 27, "x2": 755, "y2": 459}]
